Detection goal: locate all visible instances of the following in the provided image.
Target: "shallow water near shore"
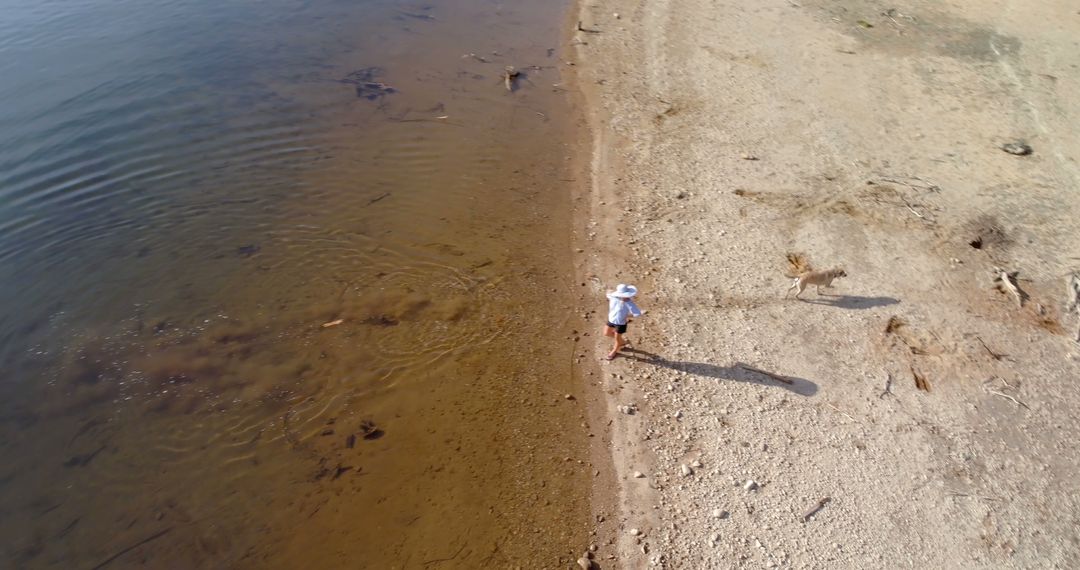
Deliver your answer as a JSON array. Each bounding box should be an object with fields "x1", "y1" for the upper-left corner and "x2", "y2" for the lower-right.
[{"x1": 0, "y1": 0, "x2": 588, "y2": 566}]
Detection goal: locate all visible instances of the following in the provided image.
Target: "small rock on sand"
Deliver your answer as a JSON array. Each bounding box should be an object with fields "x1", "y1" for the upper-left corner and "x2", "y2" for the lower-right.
[
  {"x1": 633, "y1": 471, "x2": 646, "y2": 478},
  {"x1": 629, "y1": 528, "x2": 641, "y2": 536},
  {"x1": 681, "y1": 464, "x2": 693, "y2": 476},
  {"x1": 744, "y1": 479, "x2": 759, "y2": 491}
]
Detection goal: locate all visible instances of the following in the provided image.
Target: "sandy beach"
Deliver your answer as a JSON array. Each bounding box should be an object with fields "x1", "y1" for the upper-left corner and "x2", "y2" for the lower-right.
[{"x1": 568, "y1": 0, "x2": 1080, "y2": 567}]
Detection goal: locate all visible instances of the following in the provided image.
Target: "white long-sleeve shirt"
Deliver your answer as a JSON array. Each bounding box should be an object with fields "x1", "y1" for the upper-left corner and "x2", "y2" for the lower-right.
[{"x1": 607, "y1": 293, "x2": 642, "y2": 325}]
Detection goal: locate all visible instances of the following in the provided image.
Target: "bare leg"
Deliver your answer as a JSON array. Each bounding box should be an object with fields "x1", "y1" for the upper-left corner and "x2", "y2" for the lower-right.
[
  {"x1": 606, "y1": 331, "x2": 626, "y2": 359},
  {"x1": 603, "y1": 325, "x2": 615, "y2": 338}
]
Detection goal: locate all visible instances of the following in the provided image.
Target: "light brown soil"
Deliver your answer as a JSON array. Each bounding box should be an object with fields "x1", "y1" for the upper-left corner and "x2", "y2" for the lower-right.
[{"x1": 569, "y1": 0, "x2": 1080, "y2": 567}]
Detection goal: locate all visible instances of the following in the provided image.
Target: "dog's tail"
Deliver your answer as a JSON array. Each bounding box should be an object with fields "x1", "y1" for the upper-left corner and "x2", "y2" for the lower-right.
[{"x1": 784, "y1": 252, "x2": 812, "y2": 278}]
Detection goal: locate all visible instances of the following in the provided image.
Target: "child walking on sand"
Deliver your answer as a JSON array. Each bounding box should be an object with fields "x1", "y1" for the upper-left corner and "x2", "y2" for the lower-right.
[{"x1": 604, "y1": 283, "x2": 642, "y2": 360}]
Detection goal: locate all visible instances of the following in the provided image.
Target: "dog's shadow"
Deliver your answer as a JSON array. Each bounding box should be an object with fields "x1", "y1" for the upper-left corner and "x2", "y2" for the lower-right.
[
  {"x1": 621, "y1": 349, "x2": 818, "y2": 396},
  {"x1": 797, "y1": 294, "x2": 899, "y2": 310}
]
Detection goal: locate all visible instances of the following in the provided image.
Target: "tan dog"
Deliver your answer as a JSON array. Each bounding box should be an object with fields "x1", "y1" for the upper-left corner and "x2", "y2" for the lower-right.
[{"x1": 786, "y1": 268, "x2": 847, "y2": 299}]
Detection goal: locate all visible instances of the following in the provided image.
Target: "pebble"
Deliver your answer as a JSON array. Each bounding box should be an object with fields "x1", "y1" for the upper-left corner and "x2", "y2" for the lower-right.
[
  {"x1": 681, "y1": 464, "x2": 693, "y2": 476},
  {"x1": 743, "y1": 479, "x2": 759, "y2": 491},
  {"x1": 613, "y1": 12, "x2": 621, "y2": 19},
  {"x1": 629, "y1": 528, "x2": 641, "y2": 536},
  {"x1": 690, "y1": 459, "x2": 703, "y2": 468},
  {"x1": 633, "y1": 471, "x2": 646, "y2": 478},
  {"x1": 565, "y1": 394, "x2": 575, "y2": 400}
]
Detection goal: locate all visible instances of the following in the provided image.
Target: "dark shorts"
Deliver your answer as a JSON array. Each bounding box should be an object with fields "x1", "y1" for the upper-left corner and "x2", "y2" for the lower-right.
[{"x1": 606, "y1": 322, "x2": 628, "y2": 334}]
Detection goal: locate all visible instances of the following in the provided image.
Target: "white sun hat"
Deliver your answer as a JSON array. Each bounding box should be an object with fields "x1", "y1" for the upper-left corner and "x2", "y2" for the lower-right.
[{"x1": 613, "y1": 283, "x2": 638, "y2": 298}]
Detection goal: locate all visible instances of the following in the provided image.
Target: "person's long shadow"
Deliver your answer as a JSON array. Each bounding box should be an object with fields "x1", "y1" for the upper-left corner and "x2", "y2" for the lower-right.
[
  {"x1": 621, "y1": 348, "x2": 818, "y2": 397},
  {"x1": 797, "y1": 294, "x2": 899, "y2": 309}
]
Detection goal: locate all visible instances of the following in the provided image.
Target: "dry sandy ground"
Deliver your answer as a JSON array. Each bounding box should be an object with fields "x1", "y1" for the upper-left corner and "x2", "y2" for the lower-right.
[{"x1": 568, "y1": 0, "x2": 1080, "y2": 567}]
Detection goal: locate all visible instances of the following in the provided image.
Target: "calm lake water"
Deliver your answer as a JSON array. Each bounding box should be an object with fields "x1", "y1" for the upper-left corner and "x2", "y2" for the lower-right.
[{"x1": 0, "y1": 0, "x2": 589, "y2": 566}]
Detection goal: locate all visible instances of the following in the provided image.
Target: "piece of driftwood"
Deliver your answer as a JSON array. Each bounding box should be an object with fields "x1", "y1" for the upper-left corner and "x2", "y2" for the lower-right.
[
  {"x1": 988, "y1": 389, "x2": 1030, "y2": 410},
  {"x1": 879, "y1": 370, "x2": 893, "y2": 398},
  {"x1": 802, "y1": 497, "x2": 831, "y2": 521},
  {"x1": 90, "y1": 528, "x2": 172, "y2": 570},
  {"x1": 737, "y1": 364, "x2": 794, "y2": 385},
  {"x1": 975, "y1": 336, "x2": 1006, "y2": 360},
  {"x1": 1067, "y1": 272, "x2": 1080, "y2": 342},
  {"x1": 365, "y1": 192, "x2": 391, "y2": 206},
  {"x1": 462, "y1": 52, "x2": 489, "y2": 63},
  {"x1": 576, "y1": 20, "x2": 602, "y2": 33},
  {"x1": 825, "y1": 403, "x2": 857, "y2": 423},
  {"x1": 911, "y1": 366, "x2": 931, "y2": 392},
  {"x1": 321, "y1": 319, "x2": 344, "y2": 328},
  {"x1": 876, "y1": 175, "x2": 941, "y2": 192},
  {"x1": 992, "y1": 267, "x2": 1027, "y2": 307},
  {"x1": 396, "y1": 9, "x2": 435, "y2": 20},
  {"x1": 502, "y1": 66, "x2": 520, "y2": 91}
]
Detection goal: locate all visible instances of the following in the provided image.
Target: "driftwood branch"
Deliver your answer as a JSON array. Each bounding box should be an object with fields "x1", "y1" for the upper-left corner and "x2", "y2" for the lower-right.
[
  {"x1": 502, "y1": 66, "x2": 520, "y2": 91},
  {"x1": 878, "y1": 370, "x2": 893, "y2": 398},
  {"x1": 576, "y1": 20, "x2": 602, "y2": 33},
  {"x1": 737, "y1": 363, "x2": 794, "y2": 385},
  {"x1": 802, "y1": 497, "x2": 831, "y2": 521},
  {"x1": 1067, "y1": 272, "x2": 1080, "y2": 342},
  {"x1": 91, "y1": 528, "x2": 172, "y2": 570},
  {"x1": 987, "y1": 389, "x2": 1030, "y2": 410},
  {"x1": 911, "y1": 366, "x2": 931, "y2": 392},
  {"x1": 825, "y1": 403, "x2": 858, "y2": 423},
  {"x1": 975, "y1": 336, "x2": 1007, "y2": 360},
  {"x1": 424, "y1": 540, "x2": 468, "y2": 566},
  {"x1": 875, "y1": 174, "x2": 941, "y2": 192},
  {"x1": 992, "y1": 267, "x2": 1027, "y2": 308}
]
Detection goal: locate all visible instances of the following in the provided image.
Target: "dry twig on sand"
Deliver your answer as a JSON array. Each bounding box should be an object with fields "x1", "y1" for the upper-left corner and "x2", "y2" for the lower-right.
[
  {"x1": 975, "y1": 336, "x2": 1007, "y2": 360},
  {"x1": 576, "y1": 21, "x2": 602, "y2": 33},
  {"x1": 737, "y1": 363, "x2": 794, "y2": 385},
  {"x1": 993, "y1": 267, "x2": 1027, "y2": 308},
  {"x1": 1066, "y1": 272, "x2": 1080, "y2": 341},
  {"x1": 911, "y1": 366, "x2": 931, "y2": 392},
  {"x1": 875, "y1": 174, "x2": 941, "y2": 192},
  {"x1": 801, "y1": 497, "x2": 831, "y2": 521},
  {"x1": 461, "y1": 53, "x2": 489, "y2": 63},
  {"x1": 91, "y1": 528, "x2": 173, "y2": 570},
  {"x1": 879, "y1": 370, "x2": 893, "y2": 398},
  {"x1": 502, "y1": 66, "x2": 520, "y2": 91},
  {"x1": 987, "y1": 389, "x2": 1030, "y2": 410},
  {"x1": 825, "y1": 403, "x2": 857, "y2": 422},
  {"x1": 396, "y1": 9, "x2": 435, "y2": 20}
]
